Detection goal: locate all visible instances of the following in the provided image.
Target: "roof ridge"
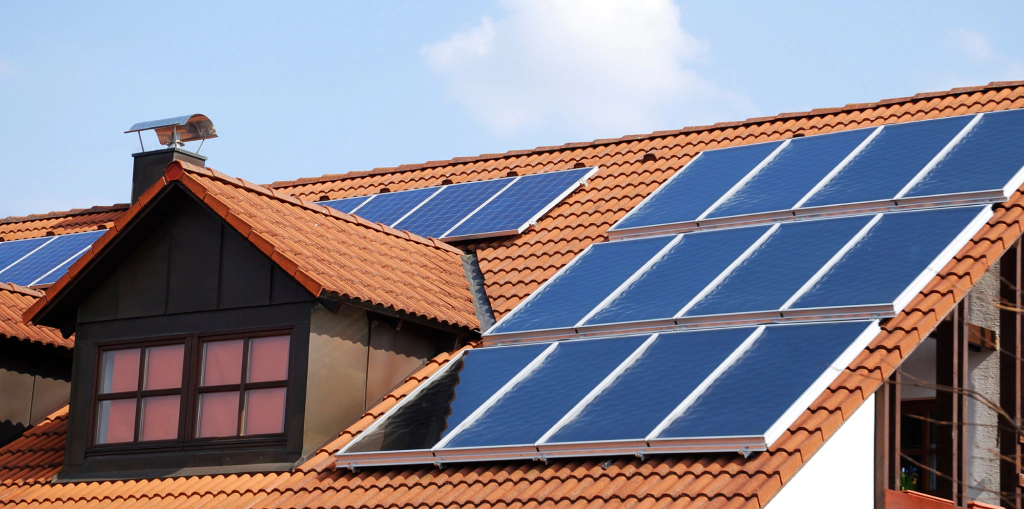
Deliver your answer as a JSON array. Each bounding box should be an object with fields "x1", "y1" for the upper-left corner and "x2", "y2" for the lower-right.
[
  {"x1": 265, "y1": 79, "x2": 1024, "y2": 190},
  {"x1": 0, "y1": 204, "x2": 130, "y2": 226},
  {"x1": 172, "y1": 162, "x2": 464, "y2": 255}
]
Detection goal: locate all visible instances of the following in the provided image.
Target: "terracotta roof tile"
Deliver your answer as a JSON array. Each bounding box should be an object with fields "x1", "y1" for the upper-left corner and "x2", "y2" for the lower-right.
[{"x1": 0, "y1": 283, "x2": 71, "y2": 348}]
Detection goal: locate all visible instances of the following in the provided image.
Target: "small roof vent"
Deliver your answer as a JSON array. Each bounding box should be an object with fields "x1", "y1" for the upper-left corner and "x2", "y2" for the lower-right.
[{"x1": 126, "y1": 114, "x2": 217, "y2": 150}]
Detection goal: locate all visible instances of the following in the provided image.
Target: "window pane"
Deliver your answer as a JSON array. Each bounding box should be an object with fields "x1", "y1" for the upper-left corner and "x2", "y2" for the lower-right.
[
  {"x1": 100, "y1": 348, "x2": 141, "y2": 394},
  {"x1": 247, "y1": 336, "x2": 290, "y2": 383},
  {"x1": 196, "y1": 391, "x2": 239, "y2": 437},
  {"x1": 144, "y1": 344, "x2": 185, "y2": 390},
  {"x1": 96, "y1": 399, "x2": 137, "y2": 444},
  {"x1": 140, "y1": 395, "x2": 180, "y2": 441},
  {"x1": 201, "y1": 340, "x2": 243, "y2": 386},
  {"x1": 243, "y1": 388, "x2": 286, "y2": 435}
]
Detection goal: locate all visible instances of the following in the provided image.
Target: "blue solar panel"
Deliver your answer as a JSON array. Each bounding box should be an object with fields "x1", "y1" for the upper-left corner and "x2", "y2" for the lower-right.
[
  {"x1": 545, "y1": 328, "x2": 753, "y2": 444},
  {"x1": 440, "y1": 335, "x2": 647, "y2": 450},
  {"x1": 656, "y1": 321, "x2": 871, "y2": 439},
  {"x1": 394, "y1": 179, "x2": 513, "y2": 238},
  {"x1": 790, "y1": 206, "x2": 986, "y2": 310},
  {"x1": 707, "y1": 129, "x2": 874, "y2": 219},
  {"x1": 348, "y1": 188, "x2": 437, "y2": 226},
  {"x1": 583, "y1": 226, "x2": 768, "y2": 326},
  {"x1": 488, "y1": 236, "x2": 673, "y2": 335},
  {"x1": 445, "y1": 169, "x2": 591, "y2": 239},
  {"x1": 612, "y1": 142, "x2": 783, "y2": 230},
  {"x1": 906, "y1": 109, "x2": 1024, "y2": 197},
  {"x1": 0, "y1": 237, "x2": 52, "y2": 277},
  {"x1": 344, "y1": 342, "x2": 549, "y2": 453},
  {"x1": 319, "y1": 195, "x2": 373, "y2": 214},
  {"x1": 683, "y1": 216, "x2": 870, "y2": 317},
  {"x1": 802, "y1": 116, "x2": 972, "y2": 208},
  {"x1": 0, "y1": 230, "x2": 106, "y2": 286}
]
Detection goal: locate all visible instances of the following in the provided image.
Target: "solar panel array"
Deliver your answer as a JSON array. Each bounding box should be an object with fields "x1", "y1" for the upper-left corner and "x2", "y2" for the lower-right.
[
  {"x1": 486, "y1": 205, "x2": 989, "y2": 341},
  {"x1": 0, "y1": 230, "x2": 106, "y2": 287},
  {"x1": 336, "y1": 109, "x2": 1024, "y2": 468},
  {"x1": 611, "y1": 110, "x2": 1024, "y2": 238},
  {"x1": 337, "y1": 320, "x2": 877, "y2": 467},
  {"x1": 319, "y1": 167, "x2": 597, "y2": 241}
]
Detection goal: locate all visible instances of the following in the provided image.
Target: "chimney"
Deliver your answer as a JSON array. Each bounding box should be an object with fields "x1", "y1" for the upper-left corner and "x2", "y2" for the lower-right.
[{"x1": 125, "y1": 114, "x2": 217, "y2": 203}]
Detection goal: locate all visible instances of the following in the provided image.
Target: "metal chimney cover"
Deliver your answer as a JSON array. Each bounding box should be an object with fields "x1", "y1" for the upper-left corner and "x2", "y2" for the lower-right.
[{"x1": 125, "y1": 114, "x2": 218, "y2": 146}]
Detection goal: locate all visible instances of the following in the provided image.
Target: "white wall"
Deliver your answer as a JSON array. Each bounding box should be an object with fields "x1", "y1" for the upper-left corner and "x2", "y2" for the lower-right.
[{"x1": 765, "y1": 394, "x2": 875, "y2": 509}]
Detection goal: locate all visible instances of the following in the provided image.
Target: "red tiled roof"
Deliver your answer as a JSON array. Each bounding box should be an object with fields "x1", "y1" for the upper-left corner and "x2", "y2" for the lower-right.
[
  {"x1": 0, "y1": 205, "x2": 127, "y2": 242},
  {"x1": 271, "y1": 80, "x2": 1024, "y2": 320},
  {"x1": 24, "y1": 161, "x2": 480, "y2": 331},
  {"x1": 0, "y1": 192, "x2": 1019, "y2": 507},
  {"x1": 0, "y1": 283, "x2": 71, "y2": 349},
  {"x1": 2, "y1": 82, "x2": 1024, "y2": 507}
]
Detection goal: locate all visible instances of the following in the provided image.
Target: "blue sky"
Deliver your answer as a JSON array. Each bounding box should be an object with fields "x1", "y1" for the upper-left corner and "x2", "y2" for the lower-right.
[{"x1": 1, "y1": 1, "x2": 1022, "y2": 217}]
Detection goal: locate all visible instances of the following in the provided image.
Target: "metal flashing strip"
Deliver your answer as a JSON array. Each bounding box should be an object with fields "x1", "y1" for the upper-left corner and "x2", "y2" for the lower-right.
[
  {"x1": 695, "y1": 140, "x2": 791, "y2": 221},
  {"x1": 0, "y1": 237, "x2": 57, "y2": 277},
  {"x1": 439, "y1": 177, "x2": 521, "y2": 238},
  {"x1": 894, "y1": 113, "x2": 983, "y2": 200}
]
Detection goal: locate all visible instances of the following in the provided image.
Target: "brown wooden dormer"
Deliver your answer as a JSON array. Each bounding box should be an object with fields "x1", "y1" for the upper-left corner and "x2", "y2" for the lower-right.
[{"x1": 27, "y1": 164, "x2": 478, "y2": 481}]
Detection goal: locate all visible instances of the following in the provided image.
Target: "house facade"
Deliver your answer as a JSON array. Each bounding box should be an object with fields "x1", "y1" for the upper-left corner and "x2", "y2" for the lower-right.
[{"x1": 1, "y1": 81, "x2": 1024, "y2": 508}]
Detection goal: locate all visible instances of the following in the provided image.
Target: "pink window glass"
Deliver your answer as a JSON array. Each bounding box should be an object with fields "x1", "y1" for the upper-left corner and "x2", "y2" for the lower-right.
[
  {"x1": 144, "y1": 344, "x2": 184, "y2": 390},
  {"x1": 247, "y1": 336, "x2": 290, "y2": 383},
  {"x1": 100, "y1": 348, "x2": 140, "y2": 394},
  {"x1": 196, "y1": 392, "x2": 239, "y2": 437},
  {"x1": 96, "y1": 399, "x2": 137, "y2": 444},
  {"x1": 243, "y1": 388, "x2": 286, "y2": 435},
  {"x1": 201, "y1": 339, "x2": 243, "y2": 386},
  {"x1": 140, "y1": 395, "x2": 180, "y2": 441}
]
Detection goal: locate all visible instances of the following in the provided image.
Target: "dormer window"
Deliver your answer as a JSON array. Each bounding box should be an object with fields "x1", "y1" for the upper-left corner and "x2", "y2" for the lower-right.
[{"x1": 91, "y1": 331, "x2": 291, "y2": 449}]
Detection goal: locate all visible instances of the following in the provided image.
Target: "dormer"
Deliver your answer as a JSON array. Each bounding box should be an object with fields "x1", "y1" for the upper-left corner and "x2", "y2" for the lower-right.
[{"x1": 26, "y1": 161, "x2": 480, "y2": 481}]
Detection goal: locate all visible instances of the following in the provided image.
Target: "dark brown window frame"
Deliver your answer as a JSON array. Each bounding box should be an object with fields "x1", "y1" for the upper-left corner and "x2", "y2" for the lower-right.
[{"x1": 86, "y1": 327, "x2": 293, "y2": 455}]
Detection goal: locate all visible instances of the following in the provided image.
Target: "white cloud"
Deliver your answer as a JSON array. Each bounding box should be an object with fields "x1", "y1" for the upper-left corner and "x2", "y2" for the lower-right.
[
  {"x1": 947, "y1": 28, "x2": 994, "y2": 62},
  {"x1": 0, "y1": 57, "x2": 17, "y2": 80},
  {"x1": 421, "y1": 0, "x2": 753, "y2": 136},
  {"x1": 930, "y1": 28, "x2": 1023, "y2": 90}
]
